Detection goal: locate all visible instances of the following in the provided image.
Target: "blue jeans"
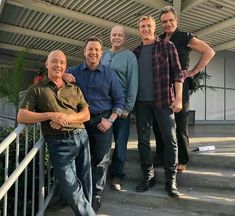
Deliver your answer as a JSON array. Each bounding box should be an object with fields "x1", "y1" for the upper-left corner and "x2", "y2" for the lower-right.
[
  {"x1": 135, "y1": 101, "x2": 178, "y2": 182},
  {"x1": 85, "y1": 111, "x2": 112, "y2": 199},
  {"x1": 109, "y1": 116, "x2": 130, "y2": 179},
  {"x1": 46, "y1": 129, "x2": 95, "y2": 216}
]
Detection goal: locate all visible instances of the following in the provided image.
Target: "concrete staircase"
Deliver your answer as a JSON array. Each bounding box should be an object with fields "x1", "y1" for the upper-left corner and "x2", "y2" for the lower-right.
[
  {"x1": 45, "y1": 125, "x2": 235, "y2": 216},
  {"x1": 100, "y1": 147, "x2": 235, "y2": 216}
]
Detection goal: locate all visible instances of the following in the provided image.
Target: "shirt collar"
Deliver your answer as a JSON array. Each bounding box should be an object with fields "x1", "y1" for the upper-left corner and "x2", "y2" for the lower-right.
[
  {"x1": 43, "y1": 77, "x2": 72, "y2": 87},
  {"x1": 82, "y1": 61, "x2": 104, "y2": 72}
]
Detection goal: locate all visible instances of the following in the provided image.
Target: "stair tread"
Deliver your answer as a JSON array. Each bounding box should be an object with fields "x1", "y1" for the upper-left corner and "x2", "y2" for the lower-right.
[
  {"x1": 104, "y1": 180, "x2": 235, "y2": 205},
  {"x1": 124, "y1": 160, "x2": 235, "y2": 176},
  {"x1": 125, "y1": 147, "x2": 235, "y2": 157},
  {"x1": 46, "y1": 201, "x2": 206, "y2": 216}
]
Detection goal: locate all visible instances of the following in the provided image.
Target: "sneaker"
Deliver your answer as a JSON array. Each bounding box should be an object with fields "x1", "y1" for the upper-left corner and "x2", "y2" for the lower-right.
[
  {"x1": 177, "y1": 164, "x2": 187, "y2": 172},
  {"x1": 136, "y1": 177, "x2": 156, "y2": 192},
  {"x1": 111, "y1": 177, "x2": 122, "y2": 191}
]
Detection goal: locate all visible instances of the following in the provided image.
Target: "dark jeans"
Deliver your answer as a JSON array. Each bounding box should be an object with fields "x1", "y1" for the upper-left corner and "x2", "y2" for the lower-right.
[
  {"x1": 85, "y1": 111, "x2": 112, "y2": 199},
  {"x1": 109, "y1": 116, "x2": 131, "y2": 179},
  {"x1": 46, "y1": 129, "x2": 95, "y2": 216},
  {"x1": 154, "y1": 102, "x2": 190, "y2": 165},
  {"x1": 135, "y1": 101, "x2": 178, "y2": 182}
]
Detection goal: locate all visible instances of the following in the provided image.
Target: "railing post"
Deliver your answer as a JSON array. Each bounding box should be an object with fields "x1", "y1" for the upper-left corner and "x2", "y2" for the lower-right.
[
  {"x1": 3, "y1": 146, "x2": 9, "y2": 216},
  {"x1": 38, "y1": 131, "x2": 45, "y2": 213}
]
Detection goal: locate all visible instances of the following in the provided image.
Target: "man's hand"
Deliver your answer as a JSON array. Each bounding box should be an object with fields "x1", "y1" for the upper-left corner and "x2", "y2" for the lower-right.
[
  {"x1": 170, "y1": 99, "x2": 182, "y2": 113},
  {"x1": 183, "y1": 69, "x2": 196, "y2": 78},
  {"x1": 97, "y1": 117, "x2": 112, "y2": 132},
  {"x1": 50, "y1": 121, "x2": 62, "y2": 129},
  {"x1": 63, "y1": 73, "x2": 76, "y2": 83},
  {"x1": 50, "y1": 112, "x2": 70, "y2": 127}
]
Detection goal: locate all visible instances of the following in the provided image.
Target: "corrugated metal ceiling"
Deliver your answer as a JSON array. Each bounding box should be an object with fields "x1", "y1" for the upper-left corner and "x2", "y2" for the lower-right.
[{"x1": 0, "y1": 0, "x2": 234, "y2": 71}]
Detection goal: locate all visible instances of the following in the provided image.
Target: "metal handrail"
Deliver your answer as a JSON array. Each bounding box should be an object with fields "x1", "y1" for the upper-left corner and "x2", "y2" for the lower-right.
[
  {"x1": 0, "y1": 137, "x2": 44, "y2": 200},
  {"x1": 0, "y1": 123, "x2": 55, "y2": 216}
]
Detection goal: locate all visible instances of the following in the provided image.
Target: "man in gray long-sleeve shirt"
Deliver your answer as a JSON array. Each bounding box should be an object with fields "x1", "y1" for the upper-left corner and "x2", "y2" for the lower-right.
[{"x1": 102, "y1": 25, "x2": 138, "y2": 191}]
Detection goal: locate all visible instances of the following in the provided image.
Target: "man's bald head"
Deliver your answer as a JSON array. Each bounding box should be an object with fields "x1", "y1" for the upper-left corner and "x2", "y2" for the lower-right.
[
  {"x1": 46, "y1": 50, "x2": 67, "y2": 80},
  {"x1": 110, "y1": 25, "x2": 126, "y2": 51}
]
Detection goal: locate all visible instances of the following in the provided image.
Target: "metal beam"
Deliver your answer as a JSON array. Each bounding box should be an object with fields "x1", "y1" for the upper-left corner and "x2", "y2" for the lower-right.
[
  {"x1": 0, "y1": 64, "x2": 38, "y2": 72},
  {"x1": 0, "y1": 23, "x2": 109, "y2": 50},
  {"x1": 195, "y1": 17, "x2": 235, "y2": 37},
  {"x1": 213, "y1": 40, "x2": 235, "y2": 51},
  {"x1": 182, "y1": 0, "x2": 207, "y2": 12},
  {"x1": 0, "y1": 23, "x2": 85, "y2": 47},
  {"x1": 0, "y1": 43, "x2": 79, "y2": 62},
  {"x1": 6, "y1": 0, "x2": 139, "y2": 36},
  {"x1": 132, "y1": 0, "x2": 167, "y2": 9},
  {"x1": 0, "y1": 53, "x2": 44, "y2": 67},
  {"x1": 173, "y1": 0, "x2": 182, "y2": 22},
  {"x1": 0, "y1": 0, "x2": 5, "y2": 15}
]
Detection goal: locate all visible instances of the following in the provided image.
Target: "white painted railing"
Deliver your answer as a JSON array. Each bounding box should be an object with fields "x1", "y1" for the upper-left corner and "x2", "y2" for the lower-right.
[{"x1": 0, "y1": 124, "x2": 55, "y2": 216}]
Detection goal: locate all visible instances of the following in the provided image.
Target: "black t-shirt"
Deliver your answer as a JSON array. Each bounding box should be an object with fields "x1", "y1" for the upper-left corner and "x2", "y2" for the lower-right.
[{"x1": 160, "y1": 29, "x2": 195, "y2": 102}]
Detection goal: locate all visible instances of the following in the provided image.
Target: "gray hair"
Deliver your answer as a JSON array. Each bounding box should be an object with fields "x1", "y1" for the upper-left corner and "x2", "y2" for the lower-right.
[{"x1": 159, "y1": 6, "x2": 177, "y2": 20}]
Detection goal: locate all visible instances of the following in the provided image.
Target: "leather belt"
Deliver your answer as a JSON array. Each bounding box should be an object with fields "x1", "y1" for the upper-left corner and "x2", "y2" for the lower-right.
[{"x1": 44, "y1": 128, "x2": 83, "y2": 139}]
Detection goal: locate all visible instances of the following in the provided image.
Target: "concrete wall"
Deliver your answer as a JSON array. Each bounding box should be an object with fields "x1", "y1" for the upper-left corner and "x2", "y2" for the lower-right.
[{"x1": 190, "y1": 51, "x2": 235, "y2": 123}]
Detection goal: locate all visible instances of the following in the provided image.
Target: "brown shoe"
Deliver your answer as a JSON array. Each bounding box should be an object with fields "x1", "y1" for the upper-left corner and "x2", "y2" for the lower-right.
[
  {"x1": 111, "y1": 178, "x2": 122, "y2": 191},
  {"x1": 177, "y1": 164, "x2": 186, "y2": 172}
]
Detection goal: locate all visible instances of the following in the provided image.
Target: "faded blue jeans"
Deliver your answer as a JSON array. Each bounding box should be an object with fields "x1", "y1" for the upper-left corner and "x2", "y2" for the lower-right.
[
  {"x1": 109, "y1": 116, "x2": 131, "y2": 179},
  {"x1": 46, "y1": 129, "x2": 96, "y2": 216}
]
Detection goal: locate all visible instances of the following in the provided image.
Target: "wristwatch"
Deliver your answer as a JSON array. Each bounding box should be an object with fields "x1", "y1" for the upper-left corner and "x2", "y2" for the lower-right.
[{"x1": 108, "y1": 117, "x2": 115, "y2": 124}]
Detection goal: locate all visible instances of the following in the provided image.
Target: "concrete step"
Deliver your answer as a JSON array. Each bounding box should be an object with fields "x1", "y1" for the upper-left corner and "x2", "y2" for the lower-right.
[
  {"x1": 46, "y1": 200, "x2": 208, "y2": 216},
  {"x1": 123, "y1": 161, "x2": 235, "y2": 190},
  {"x1": 45, "y1": 181, "x2": 235, "y2": 216},
  {"x1": 125, "y1": 148, "x2": 235, "y2": 170},
  {"x1": 103, "y1": 180, "x2": 235, "y2": 216}
]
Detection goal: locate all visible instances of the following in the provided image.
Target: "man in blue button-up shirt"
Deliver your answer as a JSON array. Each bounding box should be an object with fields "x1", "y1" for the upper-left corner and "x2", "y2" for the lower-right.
[{"x1": 65, "y1": 37, "x2": 124, "y2": 213}]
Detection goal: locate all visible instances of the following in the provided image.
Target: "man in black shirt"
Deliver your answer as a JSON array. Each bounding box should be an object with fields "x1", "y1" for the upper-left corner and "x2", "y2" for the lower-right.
[{"x1": 154, "y1": 6, "x2": 215, "y2": 171}]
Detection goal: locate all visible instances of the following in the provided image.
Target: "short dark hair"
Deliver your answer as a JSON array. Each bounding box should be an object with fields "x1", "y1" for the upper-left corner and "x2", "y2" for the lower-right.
[
  {"x1": 159, "y1": 6, "x2": 177, "y2": 20},
  {"x1": 84, "y1": 36, "x2": 103, "y2": 49}
]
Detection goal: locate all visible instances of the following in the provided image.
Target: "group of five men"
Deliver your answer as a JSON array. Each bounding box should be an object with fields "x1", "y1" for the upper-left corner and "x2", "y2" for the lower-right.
[{"x1": 17, "y1": 6, "x2": 215, "y2": 216}]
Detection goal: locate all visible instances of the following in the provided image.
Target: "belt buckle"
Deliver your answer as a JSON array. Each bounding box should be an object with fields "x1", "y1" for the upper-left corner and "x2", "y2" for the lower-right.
[{"x1": 71, "y1": 128, "x2": 82, "y2": 136}]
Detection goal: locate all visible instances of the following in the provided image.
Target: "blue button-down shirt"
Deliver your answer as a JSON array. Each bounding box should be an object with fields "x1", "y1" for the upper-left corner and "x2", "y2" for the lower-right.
[{"x1": 67, "y1": 63, "x2": 124, "y2": 115}]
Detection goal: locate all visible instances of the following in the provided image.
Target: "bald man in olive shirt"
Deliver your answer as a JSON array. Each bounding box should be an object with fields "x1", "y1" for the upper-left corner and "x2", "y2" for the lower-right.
[{"x1": 17, "y1": 50, "x2": 96, "y2": 216}]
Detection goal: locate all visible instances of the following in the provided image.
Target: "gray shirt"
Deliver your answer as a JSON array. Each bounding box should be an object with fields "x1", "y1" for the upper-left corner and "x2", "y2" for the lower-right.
[{"x1": 137, "y1": 44, "x2": 154, "y2": 101}]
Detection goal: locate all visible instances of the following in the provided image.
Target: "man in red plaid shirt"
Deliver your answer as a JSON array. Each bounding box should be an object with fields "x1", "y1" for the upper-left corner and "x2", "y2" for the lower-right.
[{"x1": 133, "y1": 15, "x2": 183, "y2": 198}]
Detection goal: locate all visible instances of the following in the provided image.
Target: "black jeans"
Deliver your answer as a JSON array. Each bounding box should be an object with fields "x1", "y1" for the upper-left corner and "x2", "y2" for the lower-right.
[
  {"x1": 85, "y1": 111, "x2": 112, "y2": 199},
  {"x1": 135, "y1": 101, "x2": 178, "y2": 182},
  {"x1": 154, "y1": 102, "x2": 190, "y2": 165}
]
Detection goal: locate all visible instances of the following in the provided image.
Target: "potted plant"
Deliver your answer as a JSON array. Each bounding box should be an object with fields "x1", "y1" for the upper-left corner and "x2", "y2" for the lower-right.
[{"x1": 187, "y1": 70, "x2": 214, "y2": 125}]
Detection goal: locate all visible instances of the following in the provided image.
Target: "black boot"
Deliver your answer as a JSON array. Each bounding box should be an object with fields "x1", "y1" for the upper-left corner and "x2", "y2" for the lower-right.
[
  {"x1": 165, "y1": 181, "x2": 181, "y2": 198},
  {"x1": 136, "y1": 177, "x2": 156, "y2": 192}
]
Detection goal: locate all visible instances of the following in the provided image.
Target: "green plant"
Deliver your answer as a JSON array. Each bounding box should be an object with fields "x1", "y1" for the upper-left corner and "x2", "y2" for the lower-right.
[
  {"x1": 0, "y1": 50, "x2": 28, "y2": 127},
  {"x1": 188, "y1": 71, "x2": 215, "y2": 96}
]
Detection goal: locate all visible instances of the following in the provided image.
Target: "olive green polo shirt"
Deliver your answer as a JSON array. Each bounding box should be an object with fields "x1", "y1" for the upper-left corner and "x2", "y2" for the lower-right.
[{"x1": 20, "y1": 78, "x2": 88, "y2": 136}]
